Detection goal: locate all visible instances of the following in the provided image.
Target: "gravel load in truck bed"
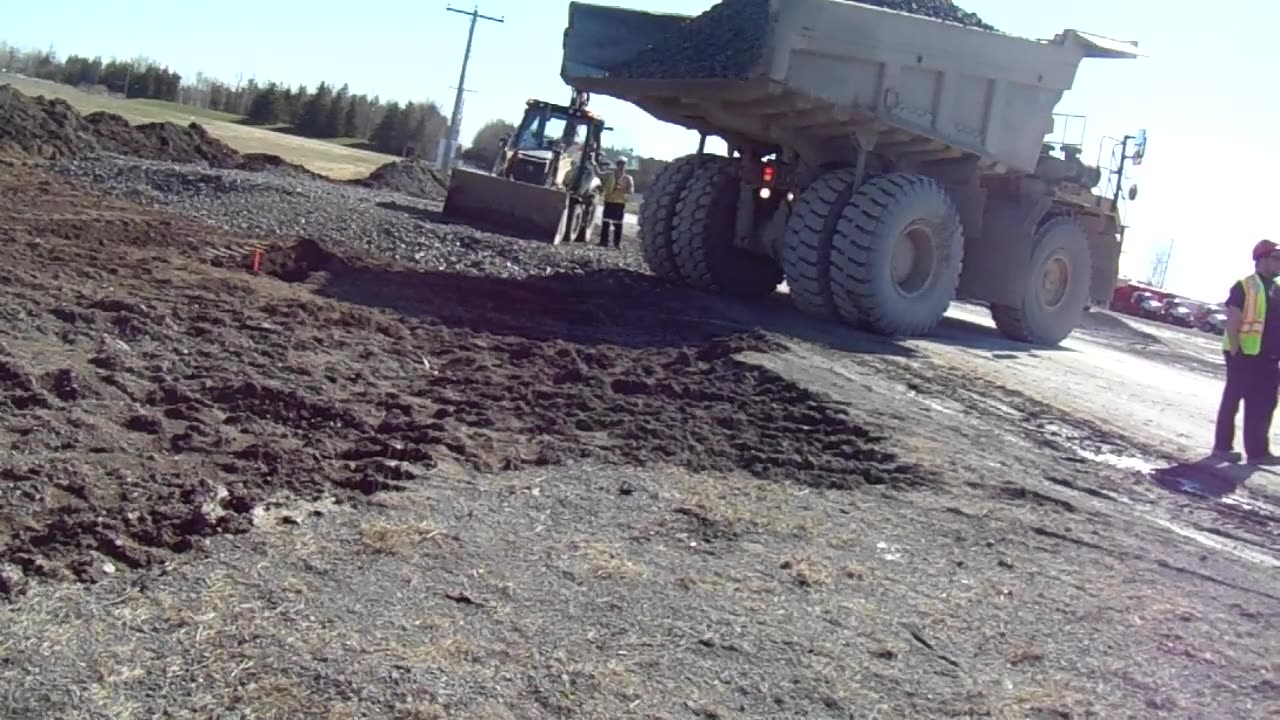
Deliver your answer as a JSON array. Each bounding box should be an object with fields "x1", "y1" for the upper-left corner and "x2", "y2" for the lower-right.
[{"x1": 611, "y1": 0, "x2": 996, "y2": 80}]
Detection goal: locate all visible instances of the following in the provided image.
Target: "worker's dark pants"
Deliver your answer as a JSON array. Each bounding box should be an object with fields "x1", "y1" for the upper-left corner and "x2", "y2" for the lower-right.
[
  {"x1": 601, "y1": 202, "x2": 625, "y2": 247},
  {"x1": 1214, "y1": 351, "x2": 1280, "y2": 458}
]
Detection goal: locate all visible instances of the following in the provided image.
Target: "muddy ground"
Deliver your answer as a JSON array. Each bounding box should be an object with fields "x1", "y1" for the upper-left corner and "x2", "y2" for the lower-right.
[
  {"x1": 1, "y1": 159, "x2": 1276, "y2": 718},
  {"x1": 0, "y1": 93, "x2": 1277, "y2": 717},
  {"x1": 0, "y1": 161, "x2": 927, "y2": 590}
]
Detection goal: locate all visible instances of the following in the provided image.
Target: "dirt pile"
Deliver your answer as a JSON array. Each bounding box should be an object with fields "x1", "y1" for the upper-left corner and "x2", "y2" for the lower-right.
[
  {"x1": 0, "y1": 85, "x2": 246, "y2": 167},
  {"x1": 84, "y1": 110, "x2": 244, "y2": 168},
  {"x1": 0, "y1": 85, "x2": 313, "y2": 177},
  {"x1": 236, "y1": 151, "x2": 325, "y2": 178},
  {"x1": 50, "y1": 154, "x2": 653, "y2": 278},
  {"x1": 611, "y1": 0, "x2": 995, "y2": 80},
  {"x1": 0, "y1": 166, "x2": 926, "y2": 596},
  {"x1": 4, "y1": 85, "x2": 465, "y2": 206},
  {"x1": 356, "y1": 158, "x2": 450, "y2": 202}
]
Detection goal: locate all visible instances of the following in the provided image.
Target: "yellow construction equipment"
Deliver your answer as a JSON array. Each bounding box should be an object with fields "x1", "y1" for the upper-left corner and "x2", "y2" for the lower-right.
[{"x1": 443, "y1": 90, "x2": 606, "y2": 244}]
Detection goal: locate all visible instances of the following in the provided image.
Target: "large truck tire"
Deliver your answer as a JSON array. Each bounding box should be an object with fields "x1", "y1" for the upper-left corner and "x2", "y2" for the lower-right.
[
  {"x1": 991, "y1": 216, "x2": 1092, "y2": 347},
  {"x1": 638, "y1": 154, "x2": 714, "y2": 283},
  {"x1": 781, "y1": 167, "x2": 861, "y2": 318},
  {"x1": 671, "y1": 159, "x2": 783, "y2": 297},
  {"x1": 828, "y1": 173, "x2": 964, "y2": 336}
]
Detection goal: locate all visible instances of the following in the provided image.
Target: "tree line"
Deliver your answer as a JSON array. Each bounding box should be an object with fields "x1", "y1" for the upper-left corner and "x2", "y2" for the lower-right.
[
  {"x1": 240, "y1": 79, "x2": 447, "y2": 157},
  {"x1": 1, "y1": 41, "x2": 447, "y2": 158},
  {"x1": 1, "y1": 40, "x2": 670, "y2": 173},
  {"x1": 2, "y1": 44, "x2": 181, "y2": 102}
]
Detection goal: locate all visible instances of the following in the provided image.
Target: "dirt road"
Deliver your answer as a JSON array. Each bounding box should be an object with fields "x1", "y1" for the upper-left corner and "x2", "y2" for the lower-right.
[
  {"x1": 932, "y1": 304, "x2": 1223, "y2": 457},
  {"x1": 0, "y1": 92, "x2": 1276, "y2": 718}
]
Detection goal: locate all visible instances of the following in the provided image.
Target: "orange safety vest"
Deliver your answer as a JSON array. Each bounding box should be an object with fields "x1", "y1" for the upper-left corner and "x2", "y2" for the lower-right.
[{"x1": 1227, "y1": 274, "x2": 1269, "y2": 355}]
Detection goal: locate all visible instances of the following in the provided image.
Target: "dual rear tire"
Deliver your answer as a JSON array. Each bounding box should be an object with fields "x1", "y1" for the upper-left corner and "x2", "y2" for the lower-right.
[
  {"x1": 639, "y1": 155, "x2": 781, "y2": 297},
  {"x1": 782, "y1": 170, "x2": 964, "y2": 337},
  {"x1": 990, "y1": 216, "x2": 1091, "y2": 346},
  {"x1": 639, "y1": 155, "x2": 1090, "y2": 347}
]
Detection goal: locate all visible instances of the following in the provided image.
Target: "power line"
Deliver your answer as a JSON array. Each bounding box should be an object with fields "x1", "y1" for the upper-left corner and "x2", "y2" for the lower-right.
[{"x1": 441, "y1": 4, "x2": 503, "y2": 170}]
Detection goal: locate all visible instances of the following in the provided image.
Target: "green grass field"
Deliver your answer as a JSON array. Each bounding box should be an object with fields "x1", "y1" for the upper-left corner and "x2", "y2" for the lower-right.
[{"x1": 1, "y1": 73, "x2": 398, "y2": 179}]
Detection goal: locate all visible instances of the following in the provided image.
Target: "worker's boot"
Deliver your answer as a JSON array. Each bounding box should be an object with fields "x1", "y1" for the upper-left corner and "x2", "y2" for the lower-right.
[
  {"x1": 1209, "y1": 449, "x2": 1241, "y2": 463},
  {"x1": 598, "y1": 223, "x2": 611, "y2": 248}
]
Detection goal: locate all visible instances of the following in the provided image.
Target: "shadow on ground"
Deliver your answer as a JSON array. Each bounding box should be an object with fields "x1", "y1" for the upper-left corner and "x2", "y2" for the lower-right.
[
  {"x1": 931, "y1": 314, "x2": 1074, "y2": 357},
  {"x1": 259, "y1": 237, "x2": 915, "y2": 358},
  {"x1": 372, "y1": 202, "x2": 1167, "y2": 360},
  {"x1": 1151, "y1": 457, "x2": 1259, "y2": 499},
  {"x1": 714, "y1": 293, "x2": 1081, "y2": 359}
]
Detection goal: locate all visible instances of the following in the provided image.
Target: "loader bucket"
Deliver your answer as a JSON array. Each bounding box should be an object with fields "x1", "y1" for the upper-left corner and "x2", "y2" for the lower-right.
[{"x1": 442, "y1": 167, "x2": 571, "y2": 243}]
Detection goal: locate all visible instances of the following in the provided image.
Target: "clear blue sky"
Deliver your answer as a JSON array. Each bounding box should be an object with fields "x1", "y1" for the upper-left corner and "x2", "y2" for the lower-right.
[{"x1": 5, "y1": 0, "x2": 1277, "y2": 302}]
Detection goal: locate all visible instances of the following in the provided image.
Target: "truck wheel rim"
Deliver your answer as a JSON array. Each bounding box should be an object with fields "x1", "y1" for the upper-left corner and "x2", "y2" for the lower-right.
[
  {"x1": 892, "y1": 221, "x2": 937, "y2": 297},
  {"x1": 1039, "y1": 253, "x2": 1070, "y2": 310}
]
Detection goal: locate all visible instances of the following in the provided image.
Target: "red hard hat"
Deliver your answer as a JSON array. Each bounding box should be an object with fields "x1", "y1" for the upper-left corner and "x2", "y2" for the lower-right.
[{"x1": 1254, "y1": 240, "x2": 1279, "y2": 261}]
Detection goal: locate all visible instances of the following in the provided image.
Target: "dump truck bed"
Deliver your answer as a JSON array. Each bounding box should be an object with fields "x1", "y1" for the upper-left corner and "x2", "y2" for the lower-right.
[{"x1": 562, "y1": 0, "x2": 1137, "y2": 175}]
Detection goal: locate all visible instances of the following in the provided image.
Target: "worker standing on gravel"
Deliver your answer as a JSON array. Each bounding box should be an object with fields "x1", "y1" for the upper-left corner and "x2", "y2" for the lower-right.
[
  {"x1": 1214, "y1": 240, "x2": 1280, "y2": 465},
  {"x1": 599, "y1": 157, "x2": 633, "y2": 248}
]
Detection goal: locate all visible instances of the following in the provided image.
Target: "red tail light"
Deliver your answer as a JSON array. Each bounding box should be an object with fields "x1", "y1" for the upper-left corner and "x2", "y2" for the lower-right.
[{"x1": 762, "y1": 165, "x2": 775, "y2": 184}]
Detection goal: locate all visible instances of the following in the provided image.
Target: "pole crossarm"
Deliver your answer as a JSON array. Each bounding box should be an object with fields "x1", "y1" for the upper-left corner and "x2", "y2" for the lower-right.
[{"x1": 446, "y1": 5, "x2": 504, "y2": 22}]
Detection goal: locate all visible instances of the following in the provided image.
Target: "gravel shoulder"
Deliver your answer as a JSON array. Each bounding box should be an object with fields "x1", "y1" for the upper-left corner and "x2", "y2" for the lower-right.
[{"x1": 1, "y1": 156, "x2": 1277, "y2": 719}]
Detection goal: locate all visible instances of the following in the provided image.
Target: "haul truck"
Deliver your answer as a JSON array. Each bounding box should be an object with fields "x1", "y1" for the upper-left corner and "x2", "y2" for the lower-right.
[{"x1": 561, "y1": 0, "x2": 1145, "y2": 346}]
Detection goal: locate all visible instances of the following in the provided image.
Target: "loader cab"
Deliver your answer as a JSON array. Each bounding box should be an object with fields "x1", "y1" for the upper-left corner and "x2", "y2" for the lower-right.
[
  {"x1": 511, "y1": 101, "x2": 601, "y2": 153},
  {"x1": 505, "y1": 100, "x2": 605, "y2": 189}
]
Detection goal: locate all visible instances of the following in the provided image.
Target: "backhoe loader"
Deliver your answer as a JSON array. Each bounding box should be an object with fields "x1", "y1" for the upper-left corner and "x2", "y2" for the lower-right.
[{"x1": 442, "y1": 89, "x2": 606, "y2": 244}]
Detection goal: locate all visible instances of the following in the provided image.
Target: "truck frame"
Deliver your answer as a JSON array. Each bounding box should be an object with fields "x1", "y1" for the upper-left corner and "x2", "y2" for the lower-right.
[{"x1": 561, "y1": 0, "x2": 1145, "y2": 346}]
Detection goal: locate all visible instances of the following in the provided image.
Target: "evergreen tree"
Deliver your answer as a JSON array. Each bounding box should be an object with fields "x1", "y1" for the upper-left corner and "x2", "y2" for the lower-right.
[
  {"x1": 322, "y1": 83, "x2": 347, "y2": 138},
  {"x1": 342, "y1": 100, "x2": 358, "y2": 138},
  {"x1": 296, "y1": 81, "x2": 332, "y2": 137},
  {"x1": 370, "y1": 102, "x2": 402, "y2": 154},
  {"x1": 246, "y1": 84, "x2": 281, "y2": 125}
]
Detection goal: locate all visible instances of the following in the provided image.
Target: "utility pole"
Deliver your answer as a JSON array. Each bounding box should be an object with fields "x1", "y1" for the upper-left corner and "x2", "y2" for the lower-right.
[
  {"x1": 442, "y1": 4, "x2": 504, "y2": 170},
  {"x1": 440, "y1": 86, "x2": 477, "y2": 164},
  {"x1": 1107, "y1": 130, "x2": 1146, "y2": 260},
  {"x1": 1148, "y1": 238, "x2": 1174, "y2": 289}
]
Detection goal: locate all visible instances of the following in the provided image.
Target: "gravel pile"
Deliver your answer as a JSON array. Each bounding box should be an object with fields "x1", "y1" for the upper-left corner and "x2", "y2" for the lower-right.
[
  {"x1": 611, "y1": 0, "x2": 996, "y2": 80},
  {"x1": 355, "y1": 158, "x2": 450, "y2": 202},
  {"x1": 50, "y1": 155, "x2": 650, "y2": 281}
]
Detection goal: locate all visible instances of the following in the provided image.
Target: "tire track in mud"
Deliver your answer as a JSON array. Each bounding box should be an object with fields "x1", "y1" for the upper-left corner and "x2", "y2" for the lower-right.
[
  {"x1": 0, "y1": 178, "x2": 934, "y2": 597},
  {"x1": 881, "y1": 356, "x2": 1280, "y2": 567}
]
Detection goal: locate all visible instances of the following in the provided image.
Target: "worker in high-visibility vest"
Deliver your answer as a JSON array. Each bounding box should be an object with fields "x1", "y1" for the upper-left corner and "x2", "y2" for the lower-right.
[
  {"x1": 1214, "y1": 239, "x2": 1280, "y2": 464},
  {"x1": 599, "y1": 157, "x2": 634, "y2": 248}
]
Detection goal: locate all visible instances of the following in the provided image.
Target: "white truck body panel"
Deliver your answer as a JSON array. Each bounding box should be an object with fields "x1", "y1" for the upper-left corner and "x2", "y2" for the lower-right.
[{"x1": 562, "y1": 0, "x2": 1137, "y2": 175}]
